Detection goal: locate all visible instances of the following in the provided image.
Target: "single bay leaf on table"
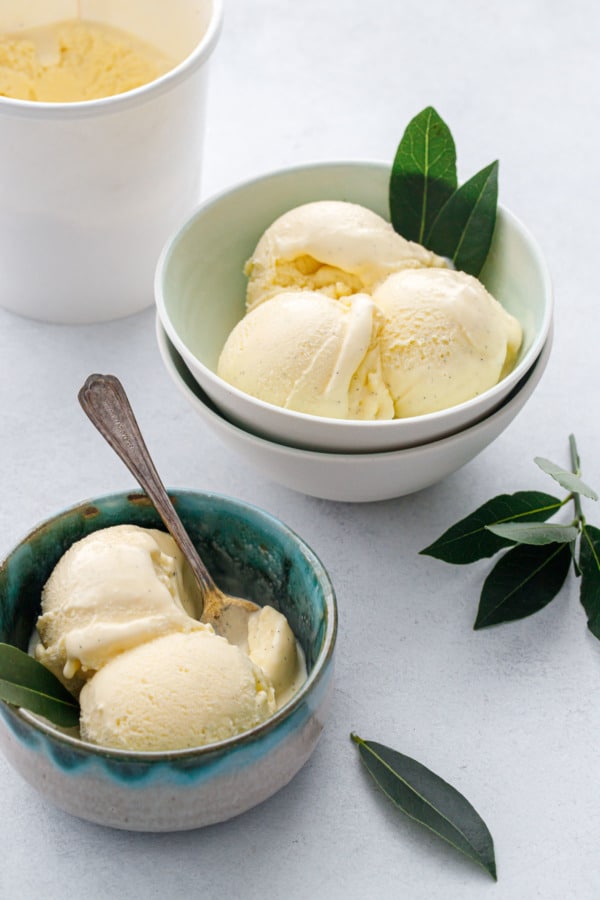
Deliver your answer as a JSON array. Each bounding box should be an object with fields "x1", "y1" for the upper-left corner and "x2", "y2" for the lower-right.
[
  {"x1": 426, "y1": 160, "x2": 499, "y2": 276},
  {"x1": 389, "y1": 106, "x2": 457, "y2": 244},
  {"x1": 420, "y1": 491, "x2": 563, "y2": 565},
  {"x1": 474, "y1": 542, "x2": 572, "y2": 629},
  {"x1": 351, "y1": 734, "x2": 497, "y2": 880},
  {"x1": 579, "y1": 524, "x2": 600, "y2": 639},
  {"x1": 534, "y1": 457, "x2": 599, "y2": 500},
  {"x1": 0, "y1": 642, "x2": 79, "y2": 728}
]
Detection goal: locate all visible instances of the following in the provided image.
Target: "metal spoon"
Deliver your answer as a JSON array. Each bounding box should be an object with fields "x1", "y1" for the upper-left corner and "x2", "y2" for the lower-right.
[{"x1": 78, "y1": 373, "x2": 259, "y2": 645}]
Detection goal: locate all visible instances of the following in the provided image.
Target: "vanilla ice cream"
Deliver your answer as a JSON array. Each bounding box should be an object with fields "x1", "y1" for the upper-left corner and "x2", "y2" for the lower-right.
[
  {"x1": 35, "y1": 524, "x2": 307, "y2": 751},
  {"x1": 245, "y1": 200, "x2": 448, "y2": 312},
  {"x1": 0, "y1": 19, "x2": 173, "y2": 102},
  {"x1": 35, "y1": 525, "x2": 201, "y2": 694},
  {"x1": 79, "y1": 628, "x2": 277, "y2": 751},
  {"x1": 247, "y1": 605, "x2": 307, "y2": 707},
  {"x1": 374, "y1": 267, "x2": 522, "y2": 417},
  {"x1": 218, "y1": 290, "x2": 395, "y2": 419},
  {"x1": 218, "y1": 200, "x2": 523, "y2": 420}
]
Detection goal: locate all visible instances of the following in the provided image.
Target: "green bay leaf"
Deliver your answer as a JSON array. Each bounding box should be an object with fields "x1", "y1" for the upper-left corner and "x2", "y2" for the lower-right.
[
  {"x1": 578, "y1": 524, "x2": 600, "y2": 640},
  {"x1": 420, "y1": 491, "x2": 563, "y2": 565},
  {"x1": 485, "y1": 522, "x2": 579, "y2": 545},
  {"x1": 534, "y1": 456, "x2": 599, "y2": 500},
  {"x1": 389, "y1": 106, "x2": 457, "y2": 244},
  {"x1": 474, "y1": 543, "x2": 572, "y2": 629},
  {"x1": 0, "y1": 642, "x2": 79, "y2": 728},
  {"x1": 426, "y1": 160, "x2": 499, "y2": 276},
  {"x1": 351, "y1": 733, "x2": 496, "y2": 880}
]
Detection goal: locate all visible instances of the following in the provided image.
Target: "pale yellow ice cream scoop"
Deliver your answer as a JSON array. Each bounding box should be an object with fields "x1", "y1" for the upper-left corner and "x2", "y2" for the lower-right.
[
  {"x1": 35, "y1": 525, "x2": 202, "y2": 694},
  {"x1": 35, "y1": 521, "x2": 307, "y2": 750},
  {"x1": 247, "y1": 606, "x2": 307, "y2": 708},
  {"x1": 79, "y1": 629, "x2": 277, "y2": 752},
  {"x1": 218, "y1": 290, "x2": 395, "y2": 420},
  {"x1": 219, "y1": 200, "x2": 522, "y2": 423},
  {"x1": 245, "y1": 200, "x2": 448, "y2": 312},
  {"x1": 373, "y1": 267, "x2": 522, "y2": 417}
]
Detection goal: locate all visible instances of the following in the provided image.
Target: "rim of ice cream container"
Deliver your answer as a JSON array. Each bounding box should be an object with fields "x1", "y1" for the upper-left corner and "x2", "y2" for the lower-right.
[
  {"x1": 0, "y1": 0, "x2": 223, "y2": 119},
  {"x1": 154, "y1": 159, "x2": 554, "y2": 442},
  {"x1": 0, "y1": 488, "x2": 337, "y2": 761}
]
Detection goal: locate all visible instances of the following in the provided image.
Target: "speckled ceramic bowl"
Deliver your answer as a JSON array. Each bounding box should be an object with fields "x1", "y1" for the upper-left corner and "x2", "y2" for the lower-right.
[{"x1": 0, "y1": 491, "x2": 336, "y2": 831}]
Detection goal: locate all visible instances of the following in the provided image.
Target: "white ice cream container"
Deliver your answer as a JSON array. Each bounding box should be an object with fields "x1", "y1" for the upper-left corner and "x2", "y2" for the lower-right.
[{"x1": 0, "y1": 0, "x2": 223, "y2": 324}]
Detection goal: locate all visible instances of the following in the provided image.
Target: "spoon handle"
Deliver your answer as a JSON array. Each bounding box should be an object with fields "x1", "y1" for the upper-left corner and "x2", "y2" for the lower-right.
[{"x1": 78, "y1": 373, "x2": 216, "y2": 597}]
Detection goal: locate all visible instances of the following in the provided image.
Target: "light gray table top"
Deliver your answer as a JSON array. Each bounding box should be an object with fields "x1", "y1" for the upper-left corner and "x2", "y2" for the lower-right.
[{"x1": 1, "y1": 2, "x2": 599, "y2": 898}]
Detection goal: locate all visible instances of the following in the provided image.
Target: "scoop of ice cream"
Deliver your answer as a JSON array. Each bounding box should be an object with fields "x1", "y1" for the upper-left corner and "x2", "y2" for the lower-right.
[
  {"x1": 217, "y1": 290, "x2": 395, "y2": 419},
  {"x1": 35, "y1": 524, "x2": 200, "y2": 693},
  {"x1": 248, "y1": 606, "x2": 307, "y2": 707},
  {"x1": 244, "y1": 200, "x2": 448, "y2": 312},
  {"x1": 79, "y1": 628, "x2": 277, "y2": 751},
  {"x1": 0, "y1": 19, "x2": 173, "y2": 103},
  {"x1": 373, "y1": 267, "x2": 523, "y2": 417}
]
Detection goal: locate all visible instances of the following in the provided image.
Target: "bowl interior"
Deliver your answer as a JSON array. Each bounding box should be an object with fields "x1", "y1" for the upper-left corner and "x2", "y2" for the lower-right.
[
  {"x1": 157, "y1": 160, "x2": 551, "y2": 390},
  {"x1": 0, "y1": 491, "x2": 335, "y2": 680}
]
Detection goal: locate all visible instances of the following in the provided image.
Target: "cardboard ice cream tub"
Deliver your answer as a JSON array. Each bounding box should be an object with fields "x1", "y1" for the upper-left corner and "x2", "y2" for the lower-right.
[{"x1": 0, "y1": 0, "x2": 222, "y2": 324}]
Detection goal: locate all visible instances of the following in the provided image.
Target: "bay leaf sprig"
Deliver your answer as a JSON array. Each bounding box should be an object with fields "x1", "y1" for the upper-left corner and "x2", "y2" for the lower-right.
[
  {"x1": 420, "y1": 435, "x2": 600, "y2": 637},
  {"x1": 389, "y1": 106, "x2": 498, "y2": 276},
  {"x1": 351, "y1": 733, "x2": 497, "y2": 880},
  {"x1": 0, "y1": 642, "x2": 79, "y2": 728}
]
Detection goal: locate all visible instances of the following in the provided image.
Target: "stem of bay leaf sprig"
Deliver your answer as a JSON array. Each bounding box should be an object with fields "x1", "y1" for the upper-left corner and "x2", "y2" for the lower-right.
[
  {"x1": 568, "y1": 434, "x2": 600, "y2": 600},
  {"x1": 532, "y1": 432, "x2": 598, "y2": 536},
  {"x1": 569, "y1": 433, "x2": 585, "y2": 525}
]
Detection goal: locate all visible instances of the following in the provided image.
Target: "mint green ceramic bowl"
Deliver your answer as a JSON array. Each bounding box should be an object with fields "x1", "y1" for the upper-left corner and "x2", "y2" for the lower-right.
[
  {"x1": 157, "y1": 319, "x2": 552, "y2": 502},
  {"x1": 155, "y1": 161, "x2": 553, "y2": 454},
  {"x1": 0, "y1": 490, "x2": 337, "y2": 831}
]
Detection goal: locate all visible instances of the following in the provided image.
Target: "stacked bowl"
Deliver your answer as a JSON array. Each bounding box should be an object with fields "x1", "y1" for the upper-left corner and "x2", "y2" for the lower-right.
[{"x1": 155, "y1": 162, "x2": 553, "y2": 502}]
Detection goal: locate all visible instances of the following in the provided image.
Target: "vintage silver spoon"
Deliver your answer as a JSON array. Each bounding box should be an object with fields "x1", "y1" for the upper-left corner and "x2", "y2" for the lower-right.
[{"x1": 78, "y1": 373, "x2": 259, "y2": 645}]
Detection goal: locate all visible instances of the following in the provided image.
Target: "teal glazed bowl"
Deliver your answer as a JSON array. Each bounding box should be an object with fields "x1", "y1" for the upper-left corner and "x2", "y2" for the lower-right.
[{"x1": 0, "y1": 491, "x2": 337, "y2": 831}]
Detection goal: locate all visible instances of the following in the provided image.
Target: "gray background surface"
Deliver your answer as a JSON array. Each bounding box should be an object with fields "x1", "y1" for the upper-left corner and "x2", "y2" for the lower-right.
[{"x1": 1, "y1": 1, "x2": 599, "y2": 897}]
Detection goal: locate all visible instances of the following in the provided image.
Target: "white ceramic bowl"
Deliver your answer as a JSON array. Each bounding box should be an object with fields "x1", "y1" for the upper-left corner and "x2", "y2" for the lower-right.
[
  {"x1": 155, "y1": 161, "x2": 553, "y2": 453},
  {"x1": 0, "y1": 490, "x2": 336, "y2": 831},
  {"x1": 157, "y1": 318, "x2": 552, "y2": 503}
]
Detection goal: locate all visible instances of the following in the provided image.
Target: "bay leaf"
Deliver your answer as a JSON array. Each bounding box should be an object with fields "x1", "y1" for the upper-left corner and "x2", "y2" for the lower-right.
[
  {"x1": 351, "y1": 734, "x2": 497, "y2": 880},
  {"x1": 534, "y1": 456, "x2": 599, "y2": 500},
  {"x1": 420, "y1": 491, "x2": 562, "y2": 565},
  {"x1": 426, "y1": 160, "x2": 499, "y2": 276},
  {"x1": 0, "y1": 642, "x2": 79, "y2": 728},
  {"x1": 389, "y1": 106, "x2": 457, "y2": 244},
  {"x1": 474, "y1": 543, "x2": 572, "y2": 629},
  {"x1": 579, "y1": 524, "x2": 600, "y2": 639},
  {"x1": 486, "y1": 522, "x2": 579, "y2": 546}
]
